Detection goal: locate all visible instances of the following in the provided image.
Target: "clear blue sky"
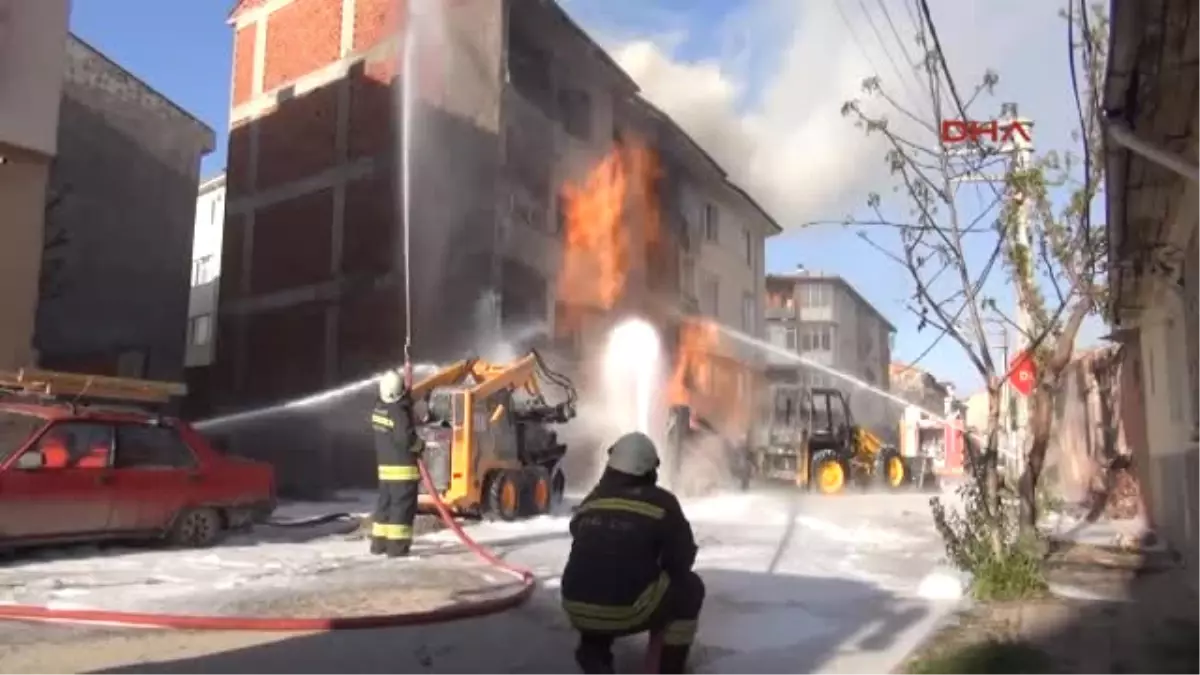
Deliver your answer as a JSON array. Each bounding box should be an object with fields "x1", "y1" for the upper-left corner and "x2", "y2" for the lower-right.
[{"x1": 70, "y1": 0, "x2": 1106, "y2": 394}]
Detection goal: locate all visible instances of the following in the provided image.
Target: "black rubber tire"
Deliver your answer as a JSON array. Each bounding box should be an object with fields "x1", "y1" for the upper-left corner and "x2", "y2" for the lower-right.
[
  {"x1": 810, "y1": 450, "x2": 849, "y2": 495},
  {"x1": 877, "y1": 447, "x2": 908, "y2": 491},
  {"x1": 168, "y1": 507, "x2": 223, "y2": 548},
  {"x1": 522, "y1": 466, "x2": 553, "y2": 517},
  {"x1": 485, "y1": 470, "x2": 523, "y2": 522}
]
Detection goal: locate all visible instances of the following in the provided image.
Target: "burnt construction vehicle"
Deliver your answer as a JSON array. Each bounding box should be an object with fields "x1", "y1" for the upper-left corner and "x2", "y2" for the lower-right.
[
  {"x1": 410, "y1": 351, "x2": 577, "y2": 521},
  {"x1": 663, "y1": 405, "x2": 752, "y2": 496},
  {"x1": 750, "y1": 382, "x2": 935, "y2": 495}
]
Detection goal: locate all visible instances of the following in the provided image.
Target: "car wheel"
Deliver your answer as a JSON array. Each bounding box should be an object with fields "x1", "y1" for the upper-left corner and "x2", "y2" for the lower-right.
[{"x1": 169, "y1": 507, "x2": 224, "y2": 548}]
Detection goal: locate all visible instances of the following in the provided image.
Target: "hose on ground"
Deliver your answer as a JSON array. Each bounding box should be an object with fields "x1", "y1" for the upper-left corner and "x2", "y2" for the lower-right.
[{"x1": 0, "y1": 461, "x2": 536, "y2": 631}]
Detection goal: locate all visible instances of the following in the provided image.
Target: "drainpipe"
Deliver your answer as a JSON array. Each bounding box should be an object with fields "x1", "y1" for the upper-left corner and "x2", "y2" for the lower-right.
[{"x1": 1107, "y1": 122, "x2": 1200, "y2": 184}]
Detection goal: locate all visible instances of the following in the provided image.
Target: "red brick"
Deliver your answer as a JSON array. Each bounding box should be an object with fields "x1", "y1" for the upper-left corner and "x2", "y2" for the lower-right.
[
  {"x1": 232, "y1": 25, "x2": 257, "y2": 107},
  {"x1": 250, "y1": 189, "x2": 334, "y2": 295},
  {"x1": 342, "y1": 172, "x2": 396, "y2": 277},
  {"x1": 354, "y1": 0, "x2": 404, "y2": 52},
  {"x1": 338, "y1": 287, "x2": 403, "y2": 380},
  {"x1": 256, "y1": 83, "x2": 339, "y2": 190},
  {"x1": 348, "y1": 56, "x2": 396, "y2": 159},
  {"x1": 263, "y1": 0, "x2": 342, "y2": 92},
  {"x1": 226, "y1": 122, "x2": 253, "y2": 197},
  {"x1": 220, "y1": 214, "x2": 247, "y2": 300},
  {"x1": 245, "y1": 302, "x2": 327, "y2": 402}
]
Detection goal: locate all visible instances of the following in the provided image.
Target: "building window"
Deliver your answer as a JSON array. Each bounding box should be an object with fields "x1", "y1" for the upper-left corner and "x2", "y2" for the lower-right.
[
  {"x1": 741, "y1": 293, "x2": 755, "y2": 333},
  {"x1": 680, "y1": 256, "x2": 696, "y2": 297},
  {"x1": 190, "y1": 314, "x2": 213, "y2": 347},
  {"x1": 701, "y1": 274, "x2": 719, "y2": 317},
  {"x1": 786, "y1": 327, "x2": 797, "y2": 350},
  {"x1": 558, "y1": 88, "x2": 592, "y2": 140},
  {"x1": 192, "y1": 255, "x2": 216, "y2": 286},
  {"x1": 555, "y1": 191, "x2": 568, "y2": 235},
  {"x1": 743, "y1": 228, "x2": 753, "y2": 266},
  {"x1": 703, "y1": 203, "x2": 719, "y2": 242},
  {"x1": 798, "y1": 325, "x2": 833, "y2": 352},
  {"x1": 799, "y1": 283, "x2": 830, "y2": 307}
]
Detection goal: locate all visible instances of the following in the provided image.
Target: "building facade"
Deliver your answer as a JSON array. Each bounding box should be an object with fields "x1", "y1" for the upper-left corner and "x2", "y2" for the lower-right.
[
  {"x1": 187, "y1": 174, "x2": 227, "y2": 369},
  {"x1": 0, "y1": 0, "x2": 70, "y2": 371},
  {"x1": 764, "y1": 270, "x2": 896, "y2": 435},
  {"x1": 890, "y1": 362, "x2": 951, "y2": 418},
  {"x1": 216, "y1": 0, "x2": 778, "y2": 494},
  {"x1": 32, "y1": 36, "x2": 215, "y2": 382},
  {"x1": 1104, "y1": 0, "x2": 1198, "y2": 583}
]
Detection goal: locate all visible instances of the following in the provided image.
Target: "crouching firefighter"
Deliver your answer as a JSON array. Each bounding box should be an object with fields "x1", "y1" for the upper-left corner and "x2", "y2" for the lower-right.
[
  {"x1": 560, "y1": 432, "x2": 705, "y2": 674},
  {"x1": 370, "y1": 369, "x2": 425, "y2": 557}
]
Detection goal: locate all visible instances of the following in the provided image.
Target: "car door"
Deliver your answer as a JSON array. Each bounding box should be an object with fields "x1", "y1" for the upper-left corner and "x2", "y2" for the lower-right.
[
  {"x1": 107, "y1": 422, "x2": 199, "y2": 532},
  {"x1": 0, "y1": 422, "x2": 117, "y2": 540}
]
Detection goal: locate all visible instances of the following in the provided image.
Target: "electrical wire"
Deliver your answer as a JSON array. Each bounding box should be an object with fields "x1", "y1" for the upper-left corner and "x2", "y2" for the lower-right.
[
  {"x1": 833, "y1": 0, "x2": 891, "y2": 84},
  {"x1": 857, "y1": 0, "x2": 924, "y2": 107}
]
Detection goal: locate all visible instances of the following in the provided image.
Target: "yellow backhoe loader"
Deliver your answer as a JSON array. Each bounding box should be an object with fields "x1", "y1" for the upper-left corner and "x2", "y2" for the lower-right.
[
  {"x1": 750, "y1": 386, "x2": 912, "y2": 495},
  {"x1": 410, "y1": 350, "x2": 577, "y2": 520}
]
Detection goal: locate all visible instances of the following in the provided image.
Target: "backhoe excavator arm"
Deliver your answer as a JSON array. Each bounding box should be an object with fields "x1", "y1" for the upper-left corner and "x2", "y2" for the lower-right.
[{"x1": 410, "y1": 351, "x2": 576, "y2": 425}]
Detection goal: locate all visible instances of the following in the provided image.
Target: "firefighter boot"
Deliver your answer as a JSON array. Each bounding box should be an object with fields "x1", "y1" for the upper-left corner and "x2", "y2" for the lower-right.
[
  {"x1": 574, "y1": 635, "x2": 615, "y2": 674},
  {"x1": 370, "y1": 537, "x2": 387, "y2": 555},
  {"x1": 386, "y1": 540, "x2": 412, "y2": 558},
  {"x1": 658, "y1": 644, "x2": 691, "y2": 674}
]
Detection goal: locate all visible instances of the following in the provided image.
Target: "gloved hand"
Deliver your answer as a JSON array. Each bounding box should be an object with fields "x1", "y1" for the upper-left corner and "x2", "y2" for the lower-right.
[{"x1": 410, "y1": 437, "x2": 427, "y2": 456}]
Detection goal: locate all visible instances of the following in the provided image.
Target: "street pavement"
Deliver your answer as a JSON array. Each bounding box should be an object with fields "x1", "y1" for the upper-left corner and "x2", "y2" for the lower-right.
[{"x1": 0, "y1": 488, "x2": 958, "y2": 673}]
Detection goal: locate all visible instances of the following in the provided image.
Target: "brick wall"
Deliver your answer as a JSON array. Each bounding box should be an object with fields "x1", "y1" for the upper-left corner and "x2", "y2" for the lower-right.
[{"x1": 214, "y1": 0, "x2": 505, "y2": 495}]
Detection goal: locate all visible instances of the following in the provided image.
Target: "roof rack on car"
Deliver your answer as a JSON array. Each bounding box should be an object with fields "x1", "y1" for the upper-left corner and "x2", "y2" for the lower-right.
[{"x1": 0, "y1": 368, "x2": 187, "y2": 405}]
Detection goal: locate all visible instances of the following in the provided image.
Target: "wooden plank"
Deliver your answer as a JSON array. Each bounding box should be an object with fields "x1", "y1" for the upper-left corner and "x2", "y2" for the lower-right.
[{"x1": 0, "y1": 369, "x2": 187, "y2": 404}]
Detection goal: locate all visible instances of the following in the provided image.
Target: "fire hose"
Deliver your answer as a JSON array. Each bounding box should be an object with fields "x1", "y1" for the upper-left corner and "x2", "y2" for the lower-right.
[{"x1": 0, "y1": 461, "x2": 536, "y2": 631}]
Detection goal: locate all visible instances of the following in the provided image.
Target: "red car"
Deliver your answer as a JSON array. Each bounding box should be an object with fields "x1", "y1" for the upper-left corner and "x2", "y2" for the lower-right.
[{"x1": 0, "y1": 401, "x2": 276, "y2": 550}]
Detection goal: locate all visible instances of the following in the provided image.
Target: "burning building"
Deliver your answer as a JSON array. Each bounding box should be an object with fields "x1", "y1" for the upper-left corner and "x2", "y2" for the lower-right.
[{"x1": 212, "y1": 0, "x2": 779, "y2": 495}]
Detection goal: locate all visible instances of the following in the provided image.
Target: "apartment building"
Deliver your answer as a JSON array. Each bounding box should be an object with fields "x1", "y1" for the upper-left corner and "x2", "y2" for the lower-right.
[
  {"x1": 187, "y1": 174, "x2": 227, "y2": 368},
  {"x1": 34, "y1": 36, "x2": 215, "y2": 381},
  {"x1": 0, "y1": 0, "x2": 70, "y2": 371},
  {"x1": 764, "y1": 269, "x2": 896, "y2": 434},
  {"x1": 215, "y1": 0, "x2": 779, "y2": 494},
  {"x1": 627, "y1": 98, "x2": 779, "y2": 437},
  {"x1": 0, "y1": 2, "x2": 214, "y2": 382}
]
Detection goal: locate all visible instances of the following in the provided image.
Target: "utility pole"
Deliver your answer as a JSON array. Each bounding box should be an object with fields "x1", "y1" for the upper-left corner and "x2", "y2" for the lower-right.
[
  {"x1": 1005, "y1": 102, "x2": 1035, "y2": 446},
  {"x1": 949, "y1": 102, "x2": 1035, "y2": 477}
]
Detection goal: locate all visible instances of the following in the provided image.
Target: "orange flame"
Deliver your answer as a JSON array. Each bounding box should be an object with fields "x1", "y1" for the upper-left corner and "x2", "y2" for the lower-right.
[
  {"x1": 668, "y1": 319, "x2": 719, "y2": 408},
  {"x1": 555, "y1": 141, "x2": 659, "y2": 335}
]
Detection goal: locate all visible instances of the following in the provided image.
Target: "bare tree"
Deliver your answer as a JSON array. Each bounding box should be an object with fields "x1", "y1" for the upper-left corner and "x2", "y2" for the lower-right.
[
  {"x1": 41, "y1": 183, "x2": 72, "y2": 300},
  {"x1": 823, "y1": 0, "x2": 1109, "y2": 587},
  {"x1": 1001, "y1": 1, "x2": 1109, "y2": 534}
]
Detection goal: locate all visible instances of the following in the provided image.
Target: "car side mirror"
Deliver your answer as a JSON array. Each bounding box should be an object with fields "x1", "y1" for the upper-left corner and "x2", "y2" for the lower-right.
[{"x1": 15, "y1": 450, "x2": 45, "y2": 471}]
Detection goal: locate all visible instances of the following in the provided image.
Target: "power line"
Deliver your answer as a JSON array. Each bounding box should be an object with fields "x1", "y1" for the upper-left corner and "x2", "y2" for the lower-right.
[
  {"x1": 853, "y1": 0, "x2": 924, "y2": 108},
  {"x1": 872, "y1": 0, "x2": 927, "y2": 105},
  {"x1": 833, "y1": 0, "x2": 889, "y2": 84}
]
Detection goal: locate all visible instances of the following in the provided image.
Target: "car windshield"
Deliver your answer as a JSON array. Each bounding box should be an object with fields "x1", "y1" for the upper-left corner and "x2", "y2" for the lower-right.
[{"x1": 0, "y1": 410, "x2": 47, "y2": 464}]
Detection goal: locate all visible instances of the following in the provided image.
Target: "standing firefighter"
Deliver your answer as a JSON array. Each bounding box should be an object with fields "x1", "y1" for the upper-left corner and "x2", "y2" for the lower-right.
[
  {"x1": 370, "y1": 369, "x2": 424, "y2": 557},
  {"x1": 561, "y1": 432, "x2": 705, "y2": 674}
]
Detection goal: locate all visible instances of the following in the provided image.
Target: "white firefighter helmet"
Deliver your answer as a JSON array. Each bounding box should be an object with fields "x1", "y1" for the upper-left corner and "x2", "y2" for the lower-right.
[
  {"x1": 606, "y1": 431, "x2": 661, "y2": 476},
  {"x1": 378, "y1": 369, "x2": 405, "y2": 403}
]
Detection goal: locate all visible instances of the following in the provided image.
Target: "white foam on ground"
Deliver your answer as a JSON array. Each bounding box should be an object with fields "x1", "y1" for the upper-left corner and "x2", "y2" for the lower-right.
[{"x1": 917, "y1": 566, "x2": 967, "y2": 601}]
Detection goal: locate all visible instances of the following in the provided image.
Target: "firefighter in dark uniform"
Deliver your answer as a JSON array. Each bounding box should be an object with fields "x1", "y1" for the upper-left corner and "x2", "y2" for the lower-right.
[
  {"x1": 560, "y1": 432, "x2": 705, "y2": 674},
  {"x1": 370, "y1": 369, "x2": 425, "y2": 557}
]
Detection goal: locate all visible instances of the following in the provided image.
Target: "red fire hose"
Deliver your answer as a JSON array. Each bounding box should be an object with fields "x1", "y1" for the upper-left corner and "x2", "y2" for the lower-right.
[{"x1": 0, "y1": 462, "x2": 536, "y2": 631}]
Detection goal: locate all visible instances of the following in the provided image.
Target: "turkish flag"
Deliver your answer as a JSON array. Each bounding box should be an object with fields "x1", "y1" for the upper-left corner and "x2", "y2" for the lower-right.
[{"x1": 1009, "y1": 351, "x2": 1036, "y2": 396}]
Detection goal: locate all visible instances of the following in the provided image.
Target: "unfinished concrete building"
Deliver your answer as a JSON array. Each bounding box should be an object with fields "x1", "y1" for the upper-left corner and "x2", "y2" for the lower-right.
[
  {"x1": 0, "y1": 8, "x2": 214, "y2": 383},
  {"x1": 216, "y1": 0, "x2": 778, "y2": 494},
  {"x1": 34, "y1": 37, "x2": 216, "y2": 381}
]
